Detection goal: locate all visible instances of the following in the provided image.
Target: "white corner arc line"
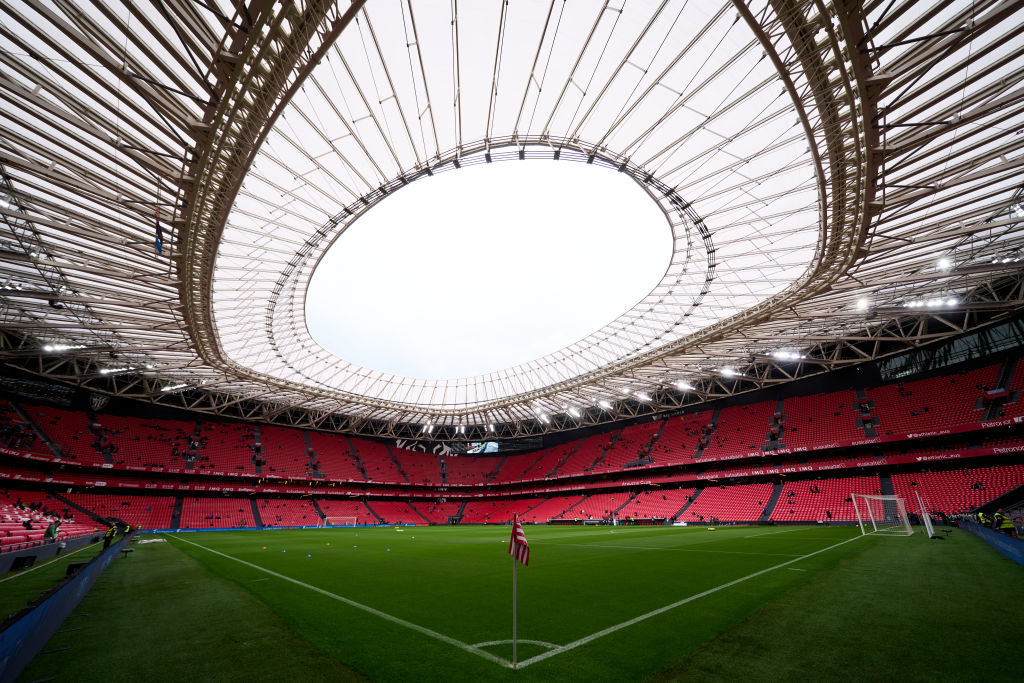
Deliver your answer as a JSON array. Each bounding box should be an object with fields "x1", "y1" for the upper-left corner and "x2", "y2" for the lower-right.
[
  {"x1": 472, "y1": 639, "x2": 561, "y2": 649},
  {"x1": 163, "y1": 533, "x2": 512, "y2": 668},
  {"x1": 516, "y1": 534, "x2": 864, "y2": 669}
]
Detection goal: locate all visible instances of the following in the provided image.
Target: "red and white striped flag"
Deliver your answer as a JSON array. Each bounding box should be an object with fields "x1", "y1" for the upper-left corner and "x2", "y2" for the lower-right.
[{"x1": 509, "y1": 514, "x2": 529, "y2": 566}]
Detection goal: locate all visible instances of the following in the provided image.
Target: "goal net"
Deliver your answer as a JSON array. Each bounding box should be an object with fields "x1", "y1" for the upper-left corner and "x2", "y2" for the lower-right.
[
  {"x1": 323, "y1": 517, "x2": 358, "y2": 527},
  {"x1": 852, "y1": 494, "x2": 912, "y2": 536}
]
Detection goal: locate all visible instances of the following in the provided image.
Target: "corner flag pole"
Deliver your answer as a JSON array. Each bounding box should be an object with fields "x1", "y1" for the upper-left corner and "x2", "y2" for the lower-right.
[
  {"x1": 512, "y1": 550, "x2": 518, "y2": 669},
  {"x1": 508, "y1": 513, "x2": 529, "y2": 670}
]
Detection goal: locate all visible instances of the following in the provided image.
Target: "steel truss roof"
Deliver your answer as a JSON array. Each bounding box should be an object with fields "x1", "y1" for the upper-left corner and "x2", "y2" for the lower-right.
[{"x1": 1, "y1": 0, "x2": 1022, "y2": 442}]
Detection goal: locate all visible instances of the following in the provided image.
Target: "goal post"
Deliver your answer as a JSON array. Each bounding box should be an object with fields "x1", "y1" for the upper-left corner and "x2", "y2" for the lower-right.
[
  {"x1": 913, "y1": 491, "x2": 936, "y2": 539},
  {"x1": 852, "y1": 494, "x2": 913, "y2": 536},
  {"x1": 324, "y1": 517, "x2": 358, "y2": 527}
]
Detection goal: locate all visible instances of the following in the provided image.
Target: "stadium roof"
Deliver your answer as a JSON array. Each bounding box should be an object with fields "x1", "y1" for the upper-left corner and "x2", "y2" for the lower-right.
[{"x1": 1, "y1": 1, "x2": 1022, "y2": 441}]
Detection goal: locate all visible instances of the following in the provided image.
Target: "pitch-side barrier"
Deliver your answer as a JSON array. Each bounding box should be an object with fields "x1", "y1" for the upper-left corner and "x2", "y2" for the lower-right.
[{"x1": 0, "y1": 537, "x2": 127, "y2": 683}]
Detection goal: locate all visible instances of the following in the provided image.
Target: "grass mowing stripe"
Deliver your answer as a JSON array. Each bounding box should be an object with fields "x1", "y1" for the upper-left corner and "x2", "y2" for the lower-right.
[
  {"x1": 163, "y1": 532, "x2": 515, "y2": 669},
  {"x1": 0, "y1": 541, "x2": 102, "y2": 584},
  {"x1": 655, "y1": 530, "x2": 1024, "y2": 681},
  {"x1": 19, "y1": 538, "x2": 360, "y2": 682},
  {"x1": 531, "y1": 542, "x2": 802, "y2": 557},
  {"x1": 516, "y1": 533, "x2": 865, "y2": 669},
  {"x1": 743, "y1": 527, "x2": 823, "y2": 538}
]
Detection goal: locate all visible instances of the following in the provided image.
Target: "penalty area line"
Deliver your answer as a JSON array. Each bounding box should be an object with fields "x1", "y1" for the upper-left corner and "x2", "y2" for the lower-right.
[
  {"x1": 163, "y1": 533, "x2": 513, "y2": 669},
  {"x1": 516, "y1": 534, "x2": 865, "y2": 669}
]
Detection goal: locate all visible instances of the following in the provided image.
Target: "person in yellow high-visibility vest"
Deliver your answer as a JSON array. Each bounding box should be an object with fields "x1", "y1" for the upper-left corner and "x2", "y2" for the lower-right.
[
  {"x1": 992, "y1": 509, "x2": 1018, "y2": 539},
  {"x1": 103, "y1": 524, "x2": 117, "y2": 549}
]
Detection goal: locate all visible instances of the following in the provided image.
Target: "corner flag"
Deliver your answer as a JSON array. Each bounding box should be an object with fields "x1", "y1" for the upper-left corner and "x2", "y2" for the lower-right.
[{"x1": 509, "y1": 514, "x2": 529, "y2": 566}]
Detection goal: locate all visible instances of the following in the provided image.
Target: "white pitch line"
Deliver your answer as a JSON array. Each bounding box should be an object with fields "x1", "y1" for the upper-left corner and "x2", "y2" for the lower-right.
[
  {"x1": 472, "y1": 639, "x2": 560, "y2": 649},
  {"x1": 516, "y1": 534, "x2": 865, "y2": 669},
  {"x1": 163, "y1": 533, "x2": 512, "y2": 668}
]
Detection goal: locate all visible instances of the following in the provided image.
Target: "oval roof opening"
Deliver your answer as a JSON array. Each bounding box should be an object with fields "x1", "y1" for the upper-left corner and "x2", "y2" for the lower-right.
[{"x1": 306, "y1": 159, "x2": 671, "y2": 380}]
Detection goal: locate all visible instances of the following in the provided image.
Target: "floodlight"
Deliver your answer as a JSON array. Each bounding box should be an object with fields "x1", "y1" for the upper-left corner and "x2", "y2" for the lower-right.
[{"x1": 42, "y1": 343, "x2": 85, "y2": 352}]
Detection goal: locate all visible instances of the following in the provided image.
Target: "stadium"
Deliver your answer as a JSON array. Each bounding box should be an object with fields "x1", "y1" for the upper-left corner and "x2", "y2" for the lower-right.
[{"x1": 1, "y1": 0, "x2": 1023, "y2": 680}]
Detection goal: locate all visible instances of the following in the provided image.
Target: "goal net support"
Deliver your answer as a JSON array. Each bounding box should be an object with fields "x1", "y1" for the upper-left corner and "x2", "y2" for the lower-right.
[
  {"x1": 852, "y1": 494, "x2": 913, "y2": 536},
  {"x1": 323, "y1": 517, "x2": 358, "y2": 527}
]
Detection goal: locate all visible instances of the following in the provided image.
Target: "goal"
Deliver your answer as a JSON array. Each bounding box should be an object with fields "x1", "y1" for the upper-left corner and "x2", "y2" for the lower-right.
[
  {"x1": 852, "y1": 494, "x2": 912, "y2": 536},
  {"x1": 323, "y1": 517, "x2": 358, "y2": 527}
]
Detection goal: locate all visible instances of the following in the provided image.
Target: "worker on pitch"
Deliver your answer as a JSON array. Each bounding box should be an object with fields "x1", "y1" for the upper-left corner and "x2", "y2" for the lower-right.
[
  {"x1": 992, "y1": 509, "x2": 1018, "y2": 539},
  {"x1": 103, "y1": 523, "x2": 118, "y2": 549}
]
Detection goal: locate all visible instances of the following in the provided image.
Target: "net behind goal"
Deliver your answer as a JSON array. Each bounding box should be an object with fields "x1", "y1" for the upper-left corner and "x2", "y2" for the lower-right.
[
  {"x1": 323, "y1": 517, "x2": 358, "y2": 527},
  {"x1": 852, "y1": 494, "x2": 913, "y2": 536}
]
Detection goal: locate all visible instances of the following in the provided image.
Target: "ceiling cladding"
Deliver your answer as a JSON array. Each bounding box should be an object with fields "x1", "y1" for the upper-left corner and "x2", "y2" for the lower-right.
[{"x1": 0, "y1": 1, "x2": 1022, "y2": 441}]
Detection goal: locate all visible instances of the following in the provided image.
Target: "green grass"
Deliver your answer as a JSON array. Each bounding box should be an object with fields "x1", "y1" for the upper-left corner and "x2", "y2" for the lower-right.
[
  {"x1": 0, "y1": 541, "x2": 105, "y2": 624},
  {"x1": 16, "y1": 525, "x2": 1024, "y2": 681},
  {"x1": 656, "y1": 528, "x2": 1023, "y2": 681},
  {"x1": 18, "y1": 538, "x2": 361, "y2": 683}
]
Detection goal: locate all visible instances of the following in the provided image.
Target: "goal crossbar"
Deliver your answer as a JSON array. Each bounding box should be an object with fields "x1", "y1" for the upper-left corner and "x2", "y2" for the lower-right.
[
  {"x1": 852, "y1": 494, "x2": 912, "y2": 536},
  {"x1": 323, "y1": 516, "x2": 358, "y2": 527}
]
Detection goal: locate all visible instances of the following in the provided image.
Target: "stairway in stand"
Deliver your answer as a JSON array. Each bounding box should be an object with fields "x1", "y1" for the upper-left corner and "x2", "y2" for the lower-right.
[
  {"x1": 361, "y1": 500, "x2": 385, "y2": 524},
  {"x1": 760, "y1": 482, "x2": 784, "y2": 520},
  {"x1": 170, "y1": 496, "x2": 184, "y2": 528},
  {"x1": 671, "y1": 490, "x2": 700, "y2": 522},
  {"x1": 311, "y1": 499, "x2": 327, "y2": 524},
  {"x1": 250, "y1": 499, "x2": 264, "y2": 527}
]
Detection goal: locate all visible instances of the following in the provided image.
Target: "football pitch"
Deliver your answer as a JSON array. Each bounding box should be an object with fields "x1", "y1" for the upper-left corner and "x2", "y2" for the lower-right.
[{"x1": 19, "y1": 524, "x2": 1024, "y2": 681}]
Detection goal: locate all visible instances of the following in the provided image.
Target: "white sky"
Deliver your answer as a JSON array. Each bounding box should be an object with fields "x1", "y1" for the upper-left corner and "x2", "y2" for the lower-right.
[{"x1": 305, "y1": 160, "x2": 671, "y2": 380}]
